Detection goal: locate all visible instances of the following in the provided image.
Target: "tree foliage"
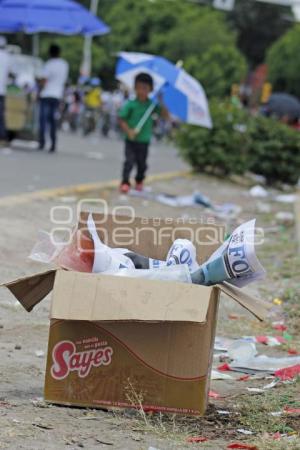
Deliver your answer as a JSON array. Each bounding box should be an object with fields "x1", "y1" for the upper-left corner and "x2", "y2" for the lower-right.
[
  {"x1": 39, "y1": 0, "x2": 246, "y2": 93},
  {"x1": 229, "y1": 0, "x2": 293, "y2": 67},
  {"x1": 185, "y1": 44, "x2": 247, "y2": 98},
  {"x1": 267, "y1": 25, "x2": 300, "y2": 98}
]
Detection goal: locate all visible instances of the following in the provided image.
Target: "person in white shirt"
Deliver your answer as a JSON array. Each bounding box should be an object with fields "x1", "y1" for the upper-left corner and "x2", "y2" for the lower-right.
[
  {"x1": 38, "y1": 44, "x2": 69, "y2": 152},
  {"x1": 0, "y1": 36, "x2": 10, "y2": 142}
]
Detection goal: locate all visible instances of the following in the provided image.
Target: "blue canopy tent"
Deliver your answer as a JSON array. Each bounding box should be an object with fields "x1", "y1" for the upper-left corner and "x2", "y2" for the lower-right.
[
  {"x1": 0, "y1": 0, "x2": 110, "y2": 36},
  {"x1": 0, "y1": 0, "x2": 110, "y2": 140}
]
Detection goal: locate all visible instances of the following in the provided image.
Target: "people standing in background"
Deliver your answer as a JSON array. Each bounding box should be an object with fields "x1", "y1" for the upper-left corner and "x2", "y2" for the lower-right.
[
  {"x1": 38, "y1": 44, "x2": 69, "y2": 153},
  {"x1": 0, "y1": 37, "x2": 11, "y2": 145}
]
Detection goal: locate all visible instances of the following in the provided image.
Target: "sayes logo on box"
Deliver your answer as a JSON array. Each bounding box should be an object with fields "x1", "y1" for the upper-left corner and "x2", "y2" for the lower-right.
[{"x1": 51, "y1": 340, "x2": 113, "y2": 380}]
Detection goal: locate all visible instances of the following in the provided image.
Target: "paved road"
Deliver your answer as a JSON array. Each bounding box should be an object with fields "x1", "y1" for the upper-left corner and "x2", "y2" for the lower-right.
[{"x1": 0, "y1": 133, "x2": 187, "y2": 197}]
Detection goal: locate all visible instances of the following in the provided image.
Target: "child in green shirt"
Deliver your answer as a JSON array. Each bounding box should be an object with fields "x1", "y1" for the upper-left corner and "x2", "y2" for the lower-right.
[{"x1": 118, "y1": 72, "x2": 168, "y2": 193}]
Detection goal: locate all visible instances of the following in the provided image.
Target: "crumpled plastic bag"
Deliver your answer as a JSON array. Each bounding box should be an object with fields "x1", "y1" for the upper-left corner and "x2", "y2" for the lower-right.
[{"x1": 30, "y1": 229, "x2": 94, "y2": 272}]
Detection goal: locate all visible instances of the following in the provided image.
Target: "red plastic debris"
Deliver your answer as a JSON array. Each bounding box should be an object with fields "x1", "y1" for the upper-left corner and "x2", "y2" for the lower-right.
[
  {"x1": 218, "y1": 363, "x2": 231, "y2": 371},
  {"x1": 275, "y1": 364, "x2": 300, "y2": 380},
  {"x1": 272, "y1": 432, "x2": 281, "y2": 440},
  {"x1": 208, "y1": 390, "x2": 220, "y2": 399},
  {"x1": 273, "y1": 324, "x2": 287, "y2": 331},
  {"x1": 238, "y1": 374, "x2": 251, "y2": 381},
  {"x1": 227, "y1": 443, "x2": 258, "y2": 450},
  {"x1": 256, "y1": 335, "x2": 268, "y2": 344},
  {"x1": 284, "y1": 406, "x2": 300, "y2": 414},
  {"x1": 288, "y1": 348, "x2": 299, "y2": 355},
  {"x1": 276, "y1": 336, "x2": 286, "y2": 344},
  {"x1": 187, "y1": 436, "x2": 208, "y2": 443}
]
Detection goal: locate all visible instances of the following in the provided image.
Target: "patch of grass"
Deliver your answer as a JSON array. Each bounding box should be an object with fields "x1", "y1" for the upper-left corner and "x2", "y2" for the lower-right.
[
  {"x1": 252, "y1": 437, "x2": 300, "y2": 450},
  {"x1": 116, "y1": 383, "x2": 240, "y2": 443},
  {"x1": 282, "y1": 288, "x2": 300, "y2": 341},
  {"x1": 237, "y1": 380, "x2": 300, "y2": 435}
]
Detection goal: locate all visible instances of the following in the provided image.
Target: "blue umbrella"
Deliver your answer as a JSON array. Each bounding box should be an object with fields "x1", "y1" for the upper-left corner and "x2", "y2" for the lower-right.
[
  {"x1": 116, "y1": 52, "x2": 212, "y2": 128},
  {"x1": 0, "y1": 0, "x2": 110, "y2": 36}
]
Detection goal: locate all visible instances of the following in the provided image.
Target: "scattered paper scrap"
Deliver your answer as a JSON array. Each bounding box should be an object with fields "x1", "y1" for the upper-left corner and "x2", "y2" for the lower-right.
[
  {"x1": 274, "y1": 194, "x2": 296, "y2": 203},
  {"x1": 228, "y1": 341, "x2": 257, "y2": 361},
  {"x1": 249, "y1": 185, "x2": 268, "y2": 198},
  {"x1": 247, "y1": 387, "x2": 264, "y2": 393},
  {"x1": 214, "y1": 336, "x2": 235, "y2": 352},
  {"x1": 231, "y1": 355, "x2": 300, "y2": 373},
  {"x1": 263, "y1": 380, "x2": 278, "y2": 390},
  {"x1": 237, "y1": 429, "x2": 253, "y2": 435}
]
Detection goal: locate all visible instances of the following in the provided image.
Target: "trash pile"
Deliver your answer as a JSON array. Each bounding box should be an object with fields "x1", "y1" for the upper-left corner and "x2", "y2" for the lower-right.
[
  {"x1": 249, "y1": 185, "x2": 297, "y2": 226},
  {"x1": 129, "y1": 188, "x2": 241, "y2": 219},
  {"x1": 30, "y1": 215, "x2": 265, "y2": 289},
  {"x1": 214, "y1": 337, "x2": 300, "y2": 377}
]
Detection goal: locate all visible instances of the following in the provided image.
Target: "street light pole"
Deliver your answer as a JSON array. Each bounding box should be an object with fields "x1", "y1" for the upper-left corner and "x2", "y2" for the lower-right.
[{"x1": 81, "y1": 0, "x2": 99, "y2": 77}]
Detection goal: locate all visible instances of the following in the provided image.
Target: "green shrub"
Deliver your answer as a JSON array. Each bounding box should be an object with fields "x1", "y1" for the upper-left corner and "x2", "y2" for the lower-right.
[
  {"x1": 175, "y1": 101, "x2": 300, "y2": 185},
  {"x1": 248, "y1": 115, "x2": 300, "y2": 185},
  {"x1": 175, "y1": 100, "x2": 252, "y2": 176},
  {"x1": 184, "y1": 44, "x2": 247, "y2": 98},
  {"x1": 267, "y1": 25, "x2": 300, "y2": 98}
]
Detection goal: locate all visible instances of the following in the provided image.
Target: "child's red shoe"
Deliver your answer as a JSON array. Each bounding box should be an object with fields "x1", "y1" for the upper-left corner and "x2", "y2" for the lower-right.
[
  {"x1": 135, "y1": 182, "x2": 144, "y2": 192},
  {"x1": 119, "y1": 183, "x2": 130, "y2": 194}
]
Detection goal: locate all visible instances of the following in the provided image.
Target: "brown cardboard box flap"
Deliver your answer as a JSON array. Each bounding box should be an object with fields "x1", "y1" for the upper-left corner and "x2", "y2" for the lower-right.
[
  {"x1": 51, "y1": 269, "x2": 212, "y2": 323},
  {"x1": 217, "y1": 282, "x2": 271, "y2": 321},
  {"x1": 2, "y1": 269, "x2": 270, "y2": 321},
  {"x1": 2, "y1": 269, "x2": 56, "y2": 312}
]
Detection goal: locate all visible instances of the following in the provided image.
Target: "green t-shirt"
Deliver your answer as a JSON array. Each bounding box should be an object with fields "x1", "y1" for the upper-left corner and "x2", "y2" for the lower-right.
[{"x1": 118, "y1": 98, "x2": 161, "y2": 144}]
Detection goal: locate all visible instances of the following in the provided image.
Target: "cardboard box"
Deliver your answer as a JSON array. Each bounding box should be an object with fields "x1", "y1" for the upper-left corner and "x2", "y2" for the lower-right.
[{"x1": 3, "y1": 213, "x2": 270, "y2": 415}]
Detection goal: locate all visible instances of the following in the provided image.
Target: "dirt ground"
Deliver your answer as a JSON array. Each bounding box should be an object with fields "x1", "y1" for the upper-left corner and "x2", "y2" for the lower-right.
[{"x1": 0, "y1": 173, "x2": 299, "y2": 450}]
